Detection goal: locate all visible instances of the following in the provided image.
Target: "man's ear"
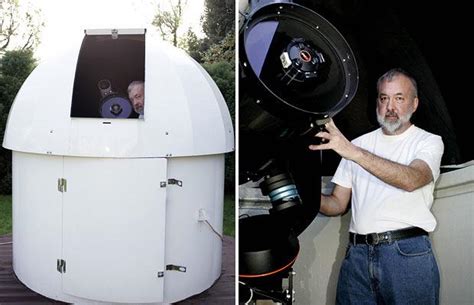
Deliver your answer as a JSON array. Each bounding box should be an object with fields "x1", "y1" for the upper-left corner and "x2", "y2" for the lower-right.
[{"x1": 413, "y1": 96, "x2": 419, "y2": 112}]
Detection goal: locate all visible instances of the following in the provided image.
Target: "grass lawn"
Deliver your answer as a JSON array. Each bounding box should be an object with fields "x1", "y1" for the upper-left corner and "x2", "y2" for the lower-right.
[
  {"x1": 223, "y1": 193, "x2": 235, "y2": 237},
  {"x1": 0, "y1": 194, "x2": 236, "y2": 237},
  {"x1": 0, "y1": 195, "x2": 12, "y2": 235}
]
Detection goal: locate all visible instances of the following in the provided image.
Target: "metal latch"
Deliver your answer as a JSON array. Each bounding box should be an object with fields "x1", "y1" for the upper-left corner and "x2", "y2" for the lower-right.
[
  {"x1": 58, "y1": 178, "x2": 67, "y2": 192},
  {"x1": 111, "y1": 29, "x2": 118, "y2": 39},
  {"x1": 160, "y1": 179, "x2": 183, "y2": 188},
  {"x1": 57, "y1": 259, "x2": 66, "y2": 273},
  {"x1": 166, "y1": 264, "x2": 187, "y2": 273}
]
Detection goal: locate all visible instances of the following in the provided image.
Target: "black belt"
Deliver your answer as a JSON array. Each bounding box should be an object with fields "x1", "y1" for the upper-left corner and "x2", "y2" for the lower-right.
[{"x1": 349, "y1": 227, "x2": 428, "y2": 246}]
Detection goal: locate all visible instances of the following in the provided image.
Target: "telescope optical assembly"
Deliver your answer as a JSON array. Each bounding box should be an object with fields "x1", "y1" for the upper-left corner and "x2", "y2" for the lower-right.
[
  {"x1": 239, "y1": 1, "x2": 359, "y2": 303},
  {"x1": 241, "y1": 2, "x2": 358, "y2": 119},
  {"x1": 97, "y1": 79, "x2": 133, "y2": 119}
]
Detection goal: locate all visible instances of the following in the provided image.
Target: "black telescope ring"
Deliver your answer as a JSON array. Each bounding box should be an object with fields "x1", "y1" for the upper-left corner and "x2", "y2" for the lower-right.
[{"x1": 241, "y1": 2, "x2": 358, "y2": 119}]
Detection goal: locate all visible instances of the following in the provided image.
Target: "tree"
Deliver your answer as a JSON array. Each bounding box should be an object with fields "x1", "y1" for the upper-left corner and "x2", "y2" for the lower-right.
[
  {"x1": 197, "y1": 0, "x2": 236, "y2": 192},
  {"x1": 0, "y1": 0, "x2": 44, "y2": 52},
  {"x1": 202, "y1": 61, "x2": 235, "y2": 191},
  {"x1": 202, "y1": 0, "x2": 234, "y2": 45},
  {"x1": 0, "y1": 50, "x2": 36, "y2": 194},
  {"x1": 202, "y1": 31, "x2": 234, "y2": 65},
  {"x1": 179, "y1": 28, "x2": 211, "y2": 63},
  {"x1": 152, "y1": 0, "x2": 187, "y2": 47}
]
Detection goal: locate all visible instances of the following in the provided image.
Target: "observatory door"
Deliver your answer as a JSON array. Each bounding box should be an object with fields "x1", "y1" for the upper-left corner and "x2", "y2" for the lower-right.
[{"x1": 61, "y1": 157, "x2": 167, "y2": 303}]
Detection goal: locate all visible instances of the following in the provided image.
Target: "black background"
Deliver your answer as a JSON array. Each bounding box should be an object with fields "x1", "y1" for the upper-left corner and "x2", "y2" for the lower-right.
[{"x1": 298, "y1": 0, "x2": 472, "y2": 173}]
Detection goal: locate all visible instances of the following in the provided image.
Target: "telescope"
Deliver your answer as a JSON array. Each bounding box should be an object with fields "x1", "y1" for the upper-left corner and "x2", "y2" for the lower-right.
[
  {"x1": 97, "y1": 79, "x2": 133, "y2": 118},
  {"x1": 239, "y1": 0, "x2": 358, "y2": 303}
]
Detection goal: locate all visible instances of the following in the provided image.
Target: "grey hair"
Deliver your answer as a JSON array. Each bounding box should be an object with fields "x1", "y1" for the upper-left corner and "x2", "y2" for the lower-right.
[
  {"x1": 127, "y1": 80, "x2": 144, "y2": 95},
  {"x1": 376, "y1": 68, "x2": 418, "y2": 98}
]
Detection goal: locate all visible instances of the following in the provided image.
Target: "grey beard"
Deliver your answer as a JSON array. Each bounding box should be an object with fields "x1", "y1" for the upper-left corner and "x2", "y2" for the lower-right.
[
  {"x1": 377, "y1": 111, "x2": 412, "y2": 134},
  {"x1": 134, "y1": 107, "x2": 144, "y2": 115}
]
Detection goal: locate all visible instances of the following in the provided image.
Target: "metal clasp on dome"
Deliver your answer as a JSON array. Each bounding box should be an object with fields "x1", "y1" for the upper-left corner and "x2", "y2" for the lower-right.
[
  {"x1": 167, "y1": 179, "x2": 183, "y2": 187},
  {"x1": 160, "y1": 179, "x2": 183, "y2": 188},
  {"x1": 166, "y1": 264, "x2": 187, "y2": 273},
  {"x1": 111, "y1": 29, "x2": 119, "y2": 39}
]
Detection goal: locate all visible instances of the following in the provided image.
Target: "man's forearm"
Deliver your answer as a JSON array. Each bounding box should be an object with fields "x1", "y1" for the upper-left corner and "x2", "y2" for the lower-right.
[
  {"x1": 309, "y1": 118, "x2": 433, "y2": 193},
  {"x1": 320, "y1": 194, "x2": 347, "y2": 216},
  {"x1": 350, "y1": 147, "x2": 431, "y2": 192}
]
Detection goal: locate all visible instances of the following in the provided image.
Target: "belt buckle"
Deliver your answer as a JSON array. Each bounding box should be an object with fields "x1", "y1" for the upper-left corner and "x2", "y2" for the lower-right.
[{"x1": 365, "y1": 233, "x2": 380, "y2": 245}]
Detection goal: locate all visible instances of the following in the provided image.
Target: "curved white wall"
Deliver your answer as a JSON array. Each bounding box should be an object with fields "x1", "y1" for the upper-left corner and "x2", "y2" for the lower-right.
[{"x1": 12, "y1": 151, "x2": 225, "y2": 304}]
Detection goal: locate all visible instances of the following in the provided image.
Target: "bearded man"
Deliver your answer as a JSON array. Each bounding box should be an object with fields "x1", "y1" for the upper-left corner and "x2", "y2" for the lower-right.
[{"x1": 309, "y1": 68, "x2": 444, "y2": 305}]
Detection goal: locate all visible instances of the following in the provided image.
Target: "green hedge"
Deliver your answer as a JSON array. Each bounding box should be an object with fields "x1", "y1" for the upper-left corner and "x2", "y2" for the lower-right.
[{"x1": 0, "y1": 50, "x2": 36, "y2": 194}]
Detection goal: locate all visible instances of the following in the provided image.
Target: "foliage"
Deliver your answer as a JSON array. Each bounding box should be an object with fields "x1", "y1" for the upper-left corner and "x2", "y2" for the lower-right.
[
  {"x1": 0, "y1": 50, "x2": 36, "y2": 194},
  {"x1": 0, "y1": 0, "x2": 44, "y2": 52},
  {"x1": 199, "y1": 0, "x2": 236, "y2": 192},
  {"x1": 0, "y1": 48, "x2": 36, "y2": 79},
  {"x1": 202, "y1": 31, "x2": 235, "y2": 65},
  {"x1": 202, "y1": 0, "x2": 235, "y2": 45},
  {"x1": 152, "y1": 0, "x2": 187, "y2": 47},
  {"x1": 202, "y1": 61, "x2": 235, "y2": 123},
  {"x1": 202, "y1": 61, "x2": 235, "y2": 192},
  {"x1": 178, "y1": 28, "x2": 211, "y2": 63},
  {"x1": 0, "y1": 195, "x2": 12, "y2": 234},
  {"x1": 223, "y1": 193, "x2": 235, "y2": 236}
]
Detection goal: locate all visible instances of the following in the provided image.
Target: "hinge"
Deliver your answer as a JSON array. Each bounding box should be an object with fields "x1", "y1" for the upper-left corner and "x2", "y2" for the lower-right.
[
  {"x1": 57, "y1": 259, "x2": 66, "y2": 273},
  {"x1": 166, "y1": 264, "x2": 186, "y2": 273},
  {"x1": 58, "y1": 178, "x2": 67, "y2": 192},
  {"x1": 160, "y1": 179, "x2": 183, "y2": 188}
]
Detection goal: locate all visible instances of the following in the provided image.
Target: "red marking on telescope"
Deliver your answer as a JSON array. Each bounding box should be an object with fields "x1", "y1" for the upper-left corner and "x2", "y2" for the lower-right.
[{"x1": 299, "y1": 50, "x2": 312, "y2": 62}]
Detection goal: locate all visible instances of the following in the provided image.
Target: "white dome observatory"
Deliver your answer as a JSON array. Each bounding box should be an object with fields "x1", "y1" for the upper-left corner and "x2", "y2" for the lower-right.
[{"x1": 2, "y1": 28, "x2": 234, "y2": 304}]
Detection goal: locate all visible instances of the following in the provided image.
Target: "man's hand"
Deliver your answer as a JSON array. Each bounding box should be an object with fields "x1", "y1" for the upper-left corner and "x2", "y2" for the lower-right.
[
  {"x1": 309, "y1": 119, "x2": 434, "y2": 192},
  {"x1": 308, "y1": 118, "x2": 360, "y2": 161}
]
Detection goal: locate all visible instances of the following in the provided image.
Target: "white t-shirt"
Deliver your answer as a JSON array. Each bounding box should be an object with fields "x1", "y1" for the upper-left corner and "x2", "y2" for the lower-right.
[{"x1": 332, "y1": 125, "x2": 444, "y2": 234}]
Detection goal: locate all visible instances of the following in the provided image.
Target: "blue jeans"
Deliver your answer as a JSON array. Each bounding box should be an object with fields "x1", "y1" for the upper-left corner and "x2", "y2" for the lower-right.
[{"x1": 336, "y1": 235, "x2": 440, "y2": 305}]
